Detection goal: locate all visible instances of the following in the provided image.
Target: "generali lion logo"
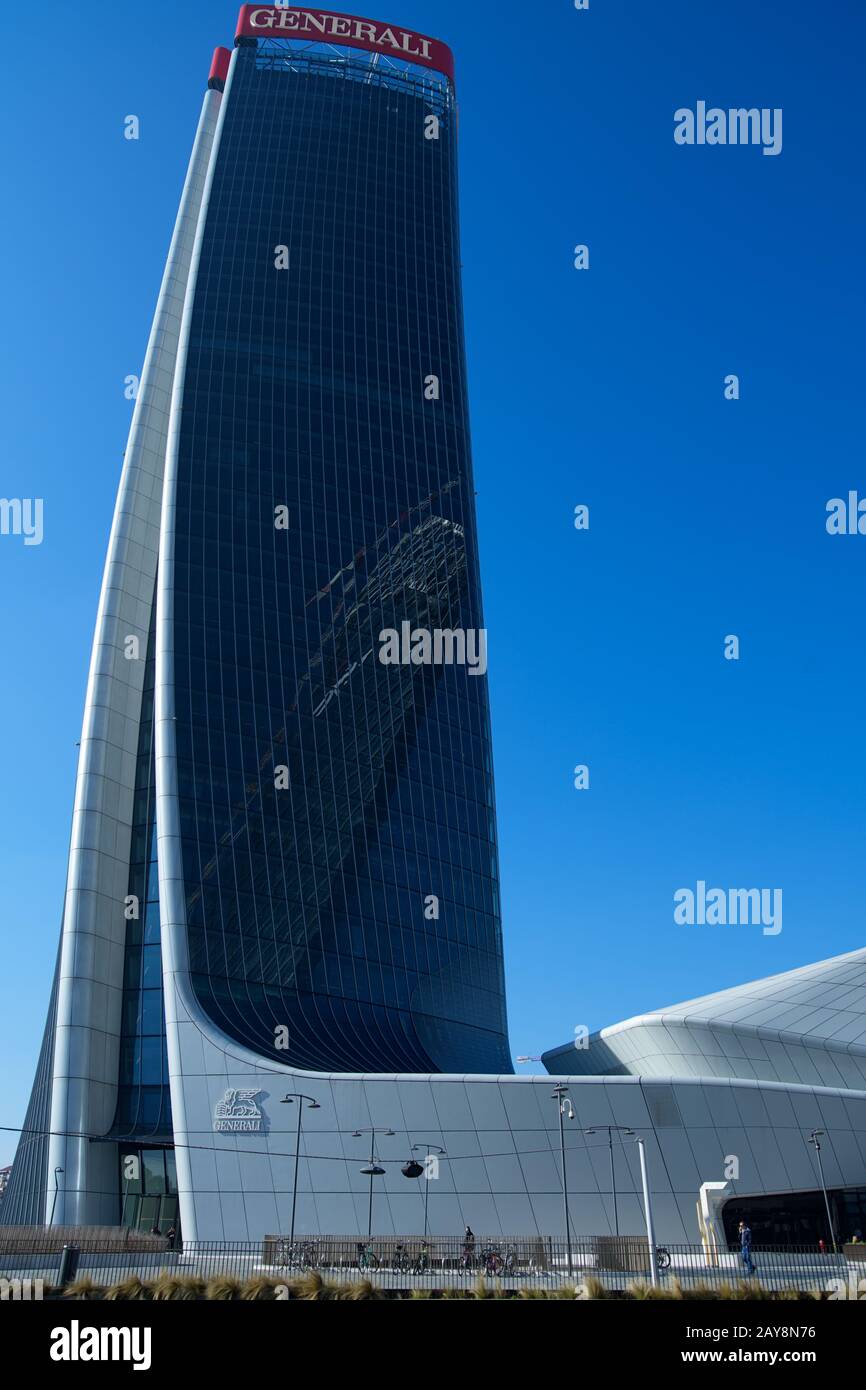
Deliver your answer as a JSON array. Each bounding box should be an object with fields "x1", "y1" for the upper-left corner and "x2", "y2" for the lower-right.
[{"x1": 214, "y1": 1088, "x2": 264, "y2": 1133}]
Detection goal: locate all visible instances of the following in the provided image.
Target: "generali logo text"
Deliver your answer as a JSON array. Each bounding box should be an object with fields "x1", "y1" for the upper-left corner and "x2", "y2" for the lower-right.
[
  {"x1": 238, "y1": 7, "x2": 453, "y2": 77},
  {"x1": 214, "y1": 1087, "x2": 264, "y2": 1133}
]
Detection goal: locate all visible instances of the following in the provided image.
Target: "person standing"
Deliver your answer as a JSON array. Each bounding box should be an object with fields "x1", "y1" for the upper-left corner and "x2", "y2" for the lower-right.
[
  {"x1": 462, "y1": 1225, "x2": 476, "y2": 1270},
  {"x1": 738, "y1": 1220, "x2": 755, "y2": 1276}
]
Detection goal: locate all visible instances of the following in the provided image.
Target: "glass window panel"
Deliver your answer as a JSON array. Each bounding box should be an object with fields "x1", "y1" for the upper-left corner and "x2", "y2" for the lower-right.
[
  {"x1": 140, "y1": 1036, "x2": 163, "y2": 1083},
  {"x1": 144, "y1": 901, "x2": 161, "y2": 944},
  {"x1": 142, "y1": 1149, "x2": 167, "y2": 1195},
  {"x1": 140, "y1": 945, "x2": 162, "y2": 988},
  {"x1": 138, "y1": 1196, "x2": 160, "y2": 1231},
  {"x1": 140, "y1": 989, "x2": 163, "y2": 1034}
]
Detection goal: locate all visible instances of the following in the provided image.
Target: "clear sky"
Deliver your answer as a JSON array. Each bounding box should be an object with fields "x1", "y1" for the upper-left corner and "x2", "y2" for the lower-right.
[{"x1": 1, "y1": 0, "x2": 864, "y2": 1164}]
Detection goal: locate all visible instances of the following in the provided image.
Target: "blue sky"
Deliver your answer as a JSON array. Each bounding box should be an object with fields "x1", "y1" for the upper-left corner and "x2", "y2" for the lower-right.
[{"x1": 1, "y1": 0, "x2": 864, "y2": 1162}]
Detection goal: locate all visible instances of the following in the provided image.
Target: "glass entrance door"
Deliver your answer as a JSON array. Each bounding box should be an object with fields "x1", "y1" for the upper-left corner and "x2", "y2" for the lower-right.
[{"x1": 118, "y1": 1145, "x2": 179, "y2": 1234}]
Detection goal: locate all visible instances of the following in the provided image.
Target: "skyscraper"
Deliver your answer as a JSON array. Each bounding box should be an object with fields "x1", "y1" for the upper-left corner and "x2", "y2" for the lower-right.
[
  {"x1": 4, "y1": 7, "x2": 510, "y2": 1231},
  {"x1": 7, "y1": 8, "x2": 866, "y2": 1253}
]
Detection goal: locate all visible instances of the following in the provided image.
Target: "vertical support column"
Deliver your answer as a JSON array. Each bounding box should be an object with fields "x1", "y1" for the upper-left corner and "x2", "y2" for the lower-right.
[{"x1": 46, "y1": 68, "x2": 227, "y2": 1226}]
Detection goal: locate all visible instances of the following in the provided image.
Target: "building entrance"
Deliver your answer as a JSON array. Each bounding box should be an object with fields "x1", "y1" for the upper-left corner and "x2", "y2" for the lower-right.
[{"x1": 118, "y1": 1145, "x2": 179, "y2": 1234}]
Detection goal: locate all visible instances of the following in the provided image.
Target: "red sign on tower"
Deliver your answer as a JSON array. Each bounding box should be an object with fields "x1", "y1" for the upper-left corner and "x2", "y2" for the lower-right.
[{"x1": 235, "y1": 6, "x2": 455, "y2": 81}]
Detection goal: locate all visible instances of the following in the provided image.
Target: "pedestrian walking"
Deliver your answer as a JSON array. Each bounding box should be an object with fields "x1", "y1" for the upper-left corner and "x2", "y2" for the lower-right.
[{"x1": 738, "y1": 1220, "x2": 755, "y2": 1276}]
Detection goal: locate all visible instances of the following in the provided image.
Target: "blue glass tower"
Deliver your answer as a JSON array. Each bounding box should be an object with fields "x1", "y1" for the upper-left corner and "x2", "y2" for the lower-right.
[
  {"x1": 168, "y1": 39, "x2": 509, "y2": 1074},
  {"x1": 3, "y1": 13, "x2": 509, "y2": 1232}
]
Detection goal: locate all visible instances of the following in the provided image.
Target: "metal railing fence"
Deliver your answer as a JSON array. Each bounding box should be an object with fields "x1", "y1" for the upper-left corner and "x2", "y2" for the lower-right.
[{"x1": 0, "y1": 1234, "x2": 858, "y2": 1295}]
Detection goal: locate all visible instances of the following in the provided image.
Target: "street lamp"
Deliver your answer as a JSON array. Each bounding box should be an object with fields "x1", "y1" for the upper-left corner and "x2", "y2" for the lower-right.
[
  {"x1": 808, "y1": 1130, "x2": 838, "y2": 1255},
  {"x1": 50, "y1": 1166, "x2": 64, "y2": 1226},
  {"x1": 551, "y1": 1084, "x2": 575, "y2": 1276},
  {"x1": 402, "y1": 1144, "x2": 446, "y2": 1237},
  {"x1": 634, "y1": 1136, "x2": 659, "y2": 1287},
  {"x1": 584, "y1": 1126, "x2": 634, "y2": 1237},
  {"x1": 280, "y1": 1093, "x2": 321, "y2": 1244},
  {"x1": 353, "y1": 1128, "x2": 395, "y2": 1239}
]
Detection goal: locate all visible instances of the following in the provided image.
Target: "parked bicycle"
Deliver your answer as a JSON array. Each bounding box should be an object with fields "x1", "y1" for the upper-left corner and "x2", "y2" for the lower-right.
[
  {"x1": 656, "y1": 1246, "x2": 671, "y2": 1270},
  {"x1": 274, "y1": 1239, "x2": 319, "y2": 1272},
  {"x1": 357, "y1": 1241, "x2": 380, "y2": 1271},
  {"x1": 388, "y1": 1242, "x2": 431, "y2": 1274},
  {"x1": 412, "y1": 1244, "x2": 431, "y2": 1274}
]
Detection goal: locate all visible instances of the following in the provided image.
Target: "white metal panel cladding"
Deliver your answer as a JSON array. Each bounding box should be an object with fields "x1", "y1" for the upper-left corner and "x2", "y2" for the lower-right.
[
  {"x1": 32, "y1": 86, "x2": 225, "y2": 1227},
  {"x1": 543, "y1": 946, "x2": 866, "y2": 1089},
  {"x1": 145, "y1": 977, "x2": 866, "y2": 1241}
]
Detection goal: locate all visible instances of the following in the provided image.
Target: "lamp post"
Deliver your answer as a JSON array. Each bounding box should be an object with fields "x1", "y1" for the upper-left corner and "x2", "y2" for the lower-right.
[
  {"x1": 551, "y1": 1084, "x2": 574, "y2": 1276},
  {"x1": 634, "y1": 1136, "x2": 658, "y2": 1287},
  {"x1": 407, "y1": 1144, "x2": 446, "y2": 1238},
  {"x1": 50, "y1": 1166, "x2": 63, "y2": 1226},
  {"x1": 353, "y1": 1128, "x2": 395, "y2": 1239},
  {"x1": 280, "y1": 1093, "x2": 321, "y2": 1244},
  {"x1": 584, "y1": 1126, "x2": 634, "y2": 1237},
  {"x1": 808, "y1": 1130, "x2": 838, "y2": 1255}
]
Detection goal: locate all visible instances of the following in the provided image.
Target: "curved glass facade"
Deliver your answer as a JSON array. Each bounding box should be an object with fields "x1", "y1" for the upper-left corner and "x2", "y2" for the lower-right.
[
  {"x1": 169, "y1": 42, "x2": 511, "y2": 1073},
  {"x1": 112, "y1": 591, "x2": 173, "y2": 1143}
]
